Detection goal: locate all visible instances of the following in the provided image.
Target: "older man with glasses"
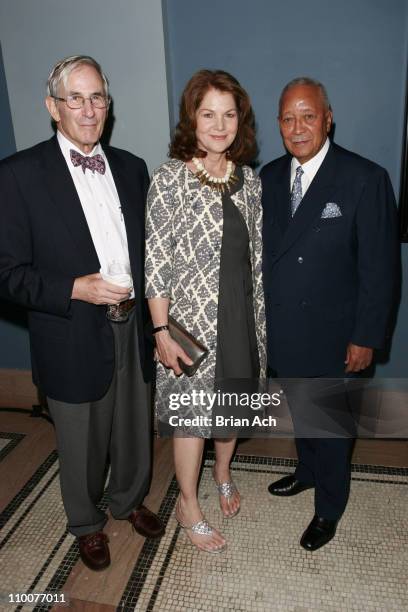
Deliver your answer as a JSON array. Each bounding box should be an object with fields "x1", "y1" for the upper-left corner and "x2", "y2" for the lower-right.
[{"x1": 0, "y1": 55, "x2": 164, "y2": 571}]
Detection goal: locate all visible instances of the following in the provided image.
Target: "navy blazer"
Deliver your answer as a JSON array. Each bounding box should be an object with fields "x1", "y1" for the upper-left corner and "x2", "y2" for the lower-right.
[
  {"x1": 0, "y1": 136, "x2": 152, "y2": 402},
  {"x1": 260, "y1": 143, "x2": 398, "y2": 377}
]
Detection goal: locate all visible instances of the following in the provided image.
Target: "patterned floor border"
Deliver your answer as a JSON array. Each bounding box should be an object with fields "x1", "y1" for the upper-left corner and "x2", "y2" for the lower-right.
[
  {"x1": 0, "y1": 451, "x2": 58, "y2": 533},
  {"x1": 0, "y1": 432, "x2": 25, "y2": 463},
  {"x1": 1, "y1": 446, "x2": 407, "y2": 611}
]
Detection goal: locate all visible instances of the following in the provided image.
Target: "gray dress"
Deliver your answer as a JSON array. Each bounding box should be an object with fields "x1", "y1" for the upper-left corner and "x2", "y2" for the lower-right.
[
  {"x1": 214, "y1": 167, "x2": 259, "y2": 437},
  {"x1": 215, "y1": 166, "x2": 260, "y2": 381}
]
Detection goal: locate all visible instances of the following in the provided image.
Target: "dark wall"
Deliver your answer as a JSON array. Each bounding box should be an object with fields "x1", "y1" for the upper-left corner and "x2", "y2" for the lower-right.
[
  {"x1": 1, "y1": 3, "x2": 408, "y2": 374},
  {"x1": 164, "y1": 0, "x2": 408, "y2": 179},
  {"x1": 0, "y1": 42, "x2": 31, "y2": 369},
  {"x1": 163, "y1": 0, "x2": 408, "y2": 376}
]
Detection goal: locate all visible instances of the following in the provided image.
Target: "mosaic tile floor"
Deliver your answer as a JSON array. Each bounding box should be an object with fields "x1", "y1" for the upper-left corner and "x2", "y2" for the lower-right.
[
  {"x1": 0, "y1": 451, "x2": 74, "y2": 612},
  {"x1": 0, "y1": 445, "x2": 110, "y2": 612},
  {"x1": 123, "y1": 455, "x2": 408, "y2": 612},
  {"x1": 0, "y1": 442, "x2": 407, "y2": 612}
]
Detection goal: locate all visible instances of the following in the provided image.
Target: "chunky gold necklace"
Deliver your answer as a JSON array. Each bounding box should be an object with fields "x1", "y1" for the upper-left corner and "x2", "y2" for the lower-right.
[{"x1": 192, "y1": 157, "x2": 238, "y2": 193}]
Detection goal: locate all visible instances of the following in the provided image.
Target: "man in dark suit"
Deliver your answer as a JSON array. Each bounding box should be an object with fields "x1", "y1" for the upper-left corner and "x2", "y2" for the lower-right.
[
  {"x1": 0, "y1": 55, "x2": 164, "y2": 570},
  {"x1": 260, "y1": 77, "x2": 398, "y2": 551}
]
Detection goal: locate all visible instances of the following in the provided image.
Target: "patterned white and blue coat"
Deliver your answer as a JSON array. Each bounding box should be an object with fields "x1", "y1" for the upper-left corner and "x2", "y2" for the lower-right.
[{"x1": 145, "y1": 159, "x2": 266, "y2": 430}]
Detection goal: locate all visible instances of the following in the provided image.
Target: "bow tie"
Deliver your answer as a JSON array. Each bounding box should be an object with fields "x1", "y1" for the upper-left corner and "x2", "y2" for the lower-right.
[{"x1": 70, "y1": 149, "x2": 106, "y2": 175}]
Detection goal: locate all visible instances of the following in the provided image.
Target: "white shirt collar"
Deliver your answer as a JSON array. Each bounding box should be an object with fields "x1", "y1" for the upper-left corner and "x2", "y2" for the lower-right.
[
  {"x1": 291, "y1": 137, "x2": 330, "y2": 184},
  {"x1": 57, "y1": 130, "x2": 102, "y2": 160}
]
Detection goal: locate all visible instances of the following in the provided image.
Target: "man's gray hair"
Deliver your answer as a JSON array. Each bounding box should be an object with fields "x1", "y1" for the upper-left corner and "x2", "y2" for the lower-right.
[
  {"x1": 279, "y1": 77, "x2": 331, "y2": 115},
  {"x1": 47, "y1": 55, "x2": 109, "y2": 97}
]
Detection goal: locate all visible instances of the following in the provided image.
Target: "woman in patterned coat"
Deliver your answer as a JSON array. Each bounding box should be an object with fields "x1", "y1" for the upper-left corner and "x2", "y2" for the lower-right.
[{"x1": 145, "y1": 70, "x2": 266, "y2": 553}]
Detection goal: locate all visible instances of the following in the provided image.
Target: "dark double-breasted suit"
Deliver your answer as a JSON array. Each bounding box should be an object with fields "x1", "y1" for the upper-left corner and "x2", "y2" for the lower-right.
[
  {"x1": 0, "y1": 135, "x2": 154, "y2": 535},
  {"x1": 260, "y1": 142, "x2": 398, "y2": 518}
]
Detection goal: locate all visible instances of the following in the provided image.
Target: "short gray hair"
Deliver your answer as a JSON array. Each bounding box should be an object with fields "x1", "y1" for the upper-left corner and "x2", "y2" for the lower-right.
[
  {"x1": 279, "y1": 77, "x2": 331, "y2": 115},
  {"x1": 47, "y1": 55, "x2": 109, "y2": 97}
]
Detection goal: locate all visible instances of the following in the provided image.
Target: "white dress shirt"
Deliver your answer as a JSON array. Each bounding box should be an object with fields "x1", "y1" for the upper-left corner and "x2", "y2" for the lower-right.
[
  {"x1": 290, "y1": 137, "x2": 330, "y2": 196},
  {"x1": 57, "y1": 131, "x2": 133, "y2": 292}
]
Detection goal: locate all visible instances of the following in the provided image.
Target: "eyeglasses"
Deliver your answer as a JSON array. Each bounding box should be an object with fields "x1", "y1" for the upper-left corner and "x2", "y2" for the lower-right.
[{"x1": 52, "y1": 94, "x2": 111, "y2": 109}]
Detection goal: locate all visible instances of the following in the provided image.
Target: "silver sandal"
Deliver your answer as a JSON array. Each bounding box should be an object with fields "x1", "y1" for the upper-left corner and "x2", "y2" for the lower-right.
[
  {"x1": 214, "y1": 477, "x2": 241, "y2": 518},
  {"x1": 175, "y1": 502, "x2": 227, "y2": 554}
]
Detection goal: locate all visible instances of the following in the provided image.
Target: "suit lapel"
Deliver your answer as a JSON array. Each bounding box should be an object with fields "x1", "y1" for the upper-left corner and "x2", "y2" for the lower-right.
[
  {"x1": 274, "y1": 144, "x2": 337, "y2": 262},
  {"x1": 41, "y1": 137, "x2": 100, "y2": 270},
  {"x1": 274, "y1": 157, "x2": 292, "y2": 234}
]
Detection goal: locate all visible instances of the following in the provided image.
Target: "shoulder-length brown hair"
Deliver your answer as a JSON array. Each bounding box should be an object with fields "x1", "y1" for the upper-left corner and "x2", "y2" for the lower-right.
[{"x1": 169, "y1": 69, "x2": 257, "y2": 165}]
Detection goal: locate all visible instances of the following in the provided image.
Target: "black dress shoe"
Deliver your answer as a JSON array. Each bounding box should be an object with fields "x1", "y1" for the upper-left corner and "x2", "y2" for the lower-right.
[
  {"x1": 300, "y1": 515, "x2": 338, "y2": 551},
  {"x1": 268, "y1": 474, "x2": 314, "y2": 496}
]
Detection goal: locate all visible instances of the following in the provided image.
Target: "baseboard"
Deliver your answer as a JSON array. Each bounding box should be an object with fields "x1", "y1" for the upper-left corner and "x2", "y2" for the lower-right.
[
  {"x1": 0, "y1": 370, "x2": 406, "y2": 439},
  {"x1": 0, "y1": 369, "x2": 39, "y2": 408}
]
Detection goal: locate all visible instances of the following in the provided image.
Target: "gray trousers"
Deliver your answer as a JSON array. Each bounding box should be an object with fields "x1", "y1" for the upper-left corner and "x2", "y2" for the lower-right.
[{"x1": 47, "y1": 310, "x2": 152, "y2": 537}]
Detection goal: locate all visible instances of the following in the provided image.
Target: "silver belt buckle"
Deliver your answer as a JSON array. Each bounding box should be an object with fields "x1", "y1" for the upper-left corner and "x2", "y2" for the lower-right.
[{"x1": 106, "y1": 302, "x2": 129, "y2": 323}]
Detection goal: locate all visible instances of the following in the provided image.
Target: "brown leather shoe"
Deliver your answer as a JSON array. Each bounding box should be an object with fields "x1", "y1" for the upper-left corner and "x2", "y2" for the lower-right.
[
  {"x1": 78, "y1": 531, "x2": 110, "y2": 571},
  {"x1": 128, "y1": 505, "x2": 165, "y2": 539}
]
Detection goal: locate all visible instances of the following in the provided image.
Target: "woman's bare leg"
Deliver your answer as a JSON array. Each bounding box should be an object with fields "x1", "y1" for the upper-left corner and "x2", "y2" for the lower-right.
[
  {"x1": 173, "y1": 436, "x2": 226, "y2": 551},
  {"x1": 213, "y1": 437, "x2": 240, "y2": 517}
]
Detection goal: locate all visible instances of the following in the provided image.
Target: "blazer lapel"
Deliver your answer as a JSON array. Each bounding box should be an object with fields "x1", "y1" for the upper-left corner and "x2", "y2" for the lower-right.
[
  {"x1": 41, "y1": 137, "x2": 100, "y2": 270},
  {"x1": 274, "y1": 145, "x2": 337, "y2": 262},
  {"x1": 274, "y1": 157, "x2": 292, "y2": 234}
]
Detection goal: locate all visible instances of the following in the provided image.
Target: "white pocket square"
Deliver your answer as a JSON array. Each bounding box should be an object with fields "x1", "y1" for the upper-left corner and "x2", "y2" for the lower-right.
[{"x1": 321, "y1": 202, "x2": 342, "y2": 218}]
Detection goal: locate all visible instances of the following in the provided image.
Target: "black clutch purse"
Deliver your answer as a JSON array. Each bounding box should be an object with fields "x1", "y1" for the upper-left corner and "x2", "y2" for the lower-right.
[{"x1": 168, "y1": 316, "x2": 208, "y2": 376}]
